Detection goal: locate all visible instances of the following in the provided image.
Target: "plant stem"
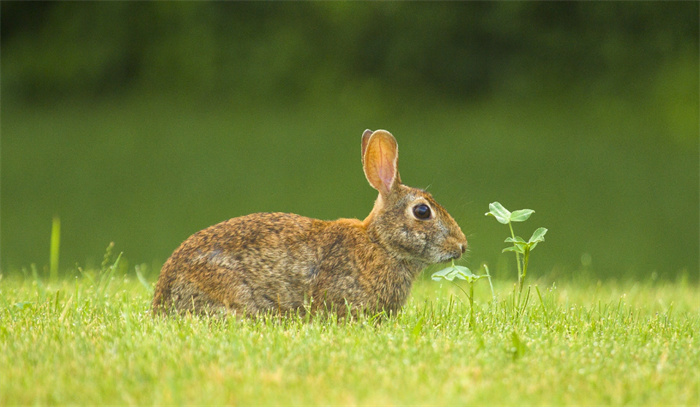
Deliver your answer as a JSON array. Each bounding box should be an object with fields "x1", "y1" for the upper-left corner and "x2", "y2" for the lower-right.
[
  {"x1": 469, "y1": 282, "x2": 475, "y2": 328},
  {"x1": 450, "y1": 281, "x2": 471, "y2": 304},
  {"x1": 483, "y1": 264, "x2": 496, "y2": 302},
  {"x1": 518, "y1": 286, "x2": 531, "y2": 318},
  {"x1": 508, "y1": 221, "x2": 523, "y2": 292},
  {"x1": 519, "y1": 248, "x2": 530, "y2": 298}
]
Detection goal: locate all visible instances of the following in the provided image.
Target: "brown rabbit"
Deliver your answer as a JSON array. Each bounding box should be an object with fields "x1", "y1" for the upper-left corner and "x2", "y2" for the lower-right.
[{"x1": 152, "y1": 130, "x2": 467, "y2": 317}]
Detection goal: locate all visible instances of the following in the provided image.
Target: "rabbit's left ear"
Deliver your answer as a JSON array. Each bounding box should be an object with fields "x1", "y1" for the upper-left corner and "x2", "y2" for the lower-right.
[{"x1": 362, "y1": 129, "x2": 401, "y2": 196}]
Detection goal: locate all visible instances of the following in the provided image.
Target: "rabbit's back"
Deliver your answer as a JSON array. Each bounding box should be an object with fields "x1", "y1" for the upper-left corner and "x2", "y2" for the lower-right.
[{"x1": 152, "y1": 212, "x2": 322, "y2": 315}]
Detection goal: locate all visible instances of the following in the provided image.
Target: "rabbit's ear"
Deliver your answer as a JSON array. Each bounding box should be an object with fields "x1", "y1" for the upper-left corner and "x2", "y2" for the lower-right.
[
  {"x1": 361, "y1": 129, "x2": 373, "y2": 166},
  {"x1": 362, "y1": 130, "x2": 401, "y2": 196}
]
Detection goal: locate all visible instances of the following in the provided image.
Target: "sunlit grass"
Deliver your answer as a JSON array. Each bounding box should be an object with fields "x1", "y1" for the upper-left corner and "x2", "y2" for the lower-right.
[{"x1": 1, "y1": 266, "x2": 697, "y2": 406}]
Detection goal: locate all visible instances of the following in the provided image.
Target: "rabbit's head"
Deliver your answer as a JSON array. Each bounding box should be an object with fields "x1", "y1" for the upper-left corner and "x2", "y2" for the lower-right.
[{"x1": 361, "y1": 130, "x2": 467, "y2": 265}]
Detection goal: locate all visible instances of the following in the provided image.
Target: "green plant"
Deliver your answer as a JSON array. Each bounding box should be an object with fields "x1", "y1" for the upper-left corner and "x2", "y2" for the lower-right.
[
  {"x1": 431, "y1": 261, "x2": 493, "y2": 327},
  {"x1": 432, "y1": 201, "x2": 548, "y2": 318},
  {"x1": 485, "y1": 202, "x2": 547, "y2": 298}
]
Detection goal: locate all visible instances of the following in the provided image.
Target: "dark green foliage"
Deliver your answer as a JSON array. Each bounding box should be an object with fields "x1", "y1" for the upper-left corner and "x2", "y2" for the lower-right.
[{"x1": 2, "y1": 2, "x2": 697, "y2": 101}]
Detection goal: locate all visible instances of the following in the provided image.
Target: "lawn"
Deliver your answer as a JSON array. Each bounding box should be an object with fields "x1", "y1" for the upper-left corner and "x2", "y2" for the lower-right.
[
  {"x1": 1, "y1": 265, "x2": 697, "y2": 406},
  {"x1": 2, "y1": 5, "x2": 697, "y2": 405}
]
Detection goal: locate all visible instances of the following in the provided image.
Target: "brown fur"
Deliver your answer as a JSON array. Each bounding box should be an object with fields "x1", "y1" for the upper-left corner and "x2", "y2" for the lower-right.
[{"x1": 152, "y1": 130, "x2": 467, "y2": 317}]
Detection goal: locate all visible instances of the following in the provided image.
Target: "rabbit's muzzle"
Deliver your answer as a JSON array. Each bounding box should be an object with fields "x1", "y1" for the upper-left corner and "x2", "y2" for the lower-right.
[{"x1": 441, "y1": 238, "x2": 468, "y2": 263}]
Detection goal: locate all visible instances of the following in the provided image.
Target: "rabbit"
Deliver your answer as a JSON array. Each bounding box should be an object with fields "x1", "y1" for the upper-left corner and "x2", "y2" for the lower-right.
[{"x1": 152, "y1": 129, "x2": 467, "y2": 318}]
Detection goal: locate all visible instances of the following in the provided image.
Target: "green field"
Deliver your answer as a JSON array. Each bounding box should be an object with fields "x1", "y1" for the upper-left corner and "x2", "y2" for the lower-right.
[
  {"x1": 2, "y1": 264, "x2": 697, "y2": 406},
  {"x1": 2, "y1": 4, "x2": 698, "y2": 405}
]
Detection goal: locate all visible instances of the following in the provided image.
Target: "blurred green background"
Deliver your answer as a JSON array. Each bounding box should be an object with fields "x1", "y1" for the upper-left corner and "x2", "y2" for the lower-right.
[{"x1": 2, "y1": 2, "x2": 698, "y2": 281}]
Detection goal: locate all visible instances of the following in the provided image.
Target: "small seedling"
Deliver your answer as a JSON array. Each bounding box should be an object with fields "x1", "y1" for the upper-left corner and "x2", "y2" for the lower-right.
[
  {"x1": 431, "y1": 260, "x2": 493, "y2": 327},
  {"x1": 485, "y1": 202, "x2": 547, "y2": 299}
]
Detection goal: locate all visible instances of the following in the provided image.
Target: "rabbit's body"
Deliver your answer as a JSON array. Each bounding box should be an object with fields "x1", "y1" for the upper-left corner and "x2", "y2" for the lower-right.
[
  {"x1": 153, "y1": 212, "x2": 425, "y2": 316},
  {"x1": 152, "y1": 130, "x2": 467, "y2": 317}
]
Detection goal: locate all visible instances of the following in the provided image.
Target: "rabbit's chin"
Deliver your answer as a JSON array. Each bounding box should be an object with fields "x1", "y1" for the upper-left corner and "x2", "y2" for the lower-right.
[
  {"x1": 406, "y1": 246, "x2": 465, "y2": 266},
  {"x1": 434, "y1": 249, "x2": 466, "y2": 264},
  {"x1": 403, "y1": 251, "x2": 462, "y2": 266}
]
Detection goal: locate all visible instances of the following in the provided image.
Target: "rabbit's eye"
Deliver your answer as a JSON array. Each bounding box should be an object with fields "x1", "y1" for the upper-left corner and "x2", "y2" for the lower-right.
[{"x1": 412, "y1": 204, "x2": 432, "y2": 220}]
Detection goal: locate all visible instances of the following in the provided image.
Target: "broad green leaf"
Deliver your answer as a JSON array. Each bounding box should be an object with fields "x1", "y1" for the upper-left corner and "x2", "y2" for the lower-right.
[
  {"x1": 503, "y1": 246, "x2": 525, "y2": 254},
  {"x1": 446, "y1": 270, "x2": 466, "y2": 281},
  {"x1": 486, "y1": 202, "x2": 511, "y2": 224},
  {"x1": 510, "y1": 209, "x2": 535, "y2": 222},
  {"x1": 431, "y1": 264, "x2": 482, "y2": 282},
  {"x1": 431, "y1": 267, "x2": 455, "y2": 280},
  {"x1": 431, "y1": 260, "x2": 458, "y2": 278},
  {"x1": 431, "y1": 266, "x2": 466, "y2": 281},
  {"x1": 505, "y1": 236, "x2": 527, "y2": 244},
  {"x1": 528, "y1": 227, "x2": 548, "y2": 244},
  {"x1": 456, "y1": 265, "x2": 485, "y2": 283},
  {"x1": 455, "y1": 265, "x2": 481, "y2": 279}
]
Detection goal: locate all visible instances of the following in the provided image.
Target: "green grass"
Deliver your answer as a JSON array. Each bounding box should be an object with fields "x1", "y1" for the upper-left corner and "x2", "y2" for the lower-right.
[{"x1": 1, "y1": 267, "x2": 698, "y2": 406}]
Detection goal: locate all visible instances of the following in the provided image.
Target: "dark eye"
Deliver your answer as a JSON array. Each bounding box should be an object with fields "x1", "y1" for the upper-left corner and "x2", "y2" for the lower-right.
[{"x1": 412, "y1": 204, "x2": 432, "y2": 220}]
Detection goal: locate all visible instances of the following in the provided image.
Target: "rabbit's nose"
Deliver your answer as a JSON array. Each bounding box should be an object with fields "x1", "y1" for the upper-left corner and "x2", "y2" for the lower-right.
[{"x1": 459, "y1": 243, "x2": 466, "y2": 254}]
